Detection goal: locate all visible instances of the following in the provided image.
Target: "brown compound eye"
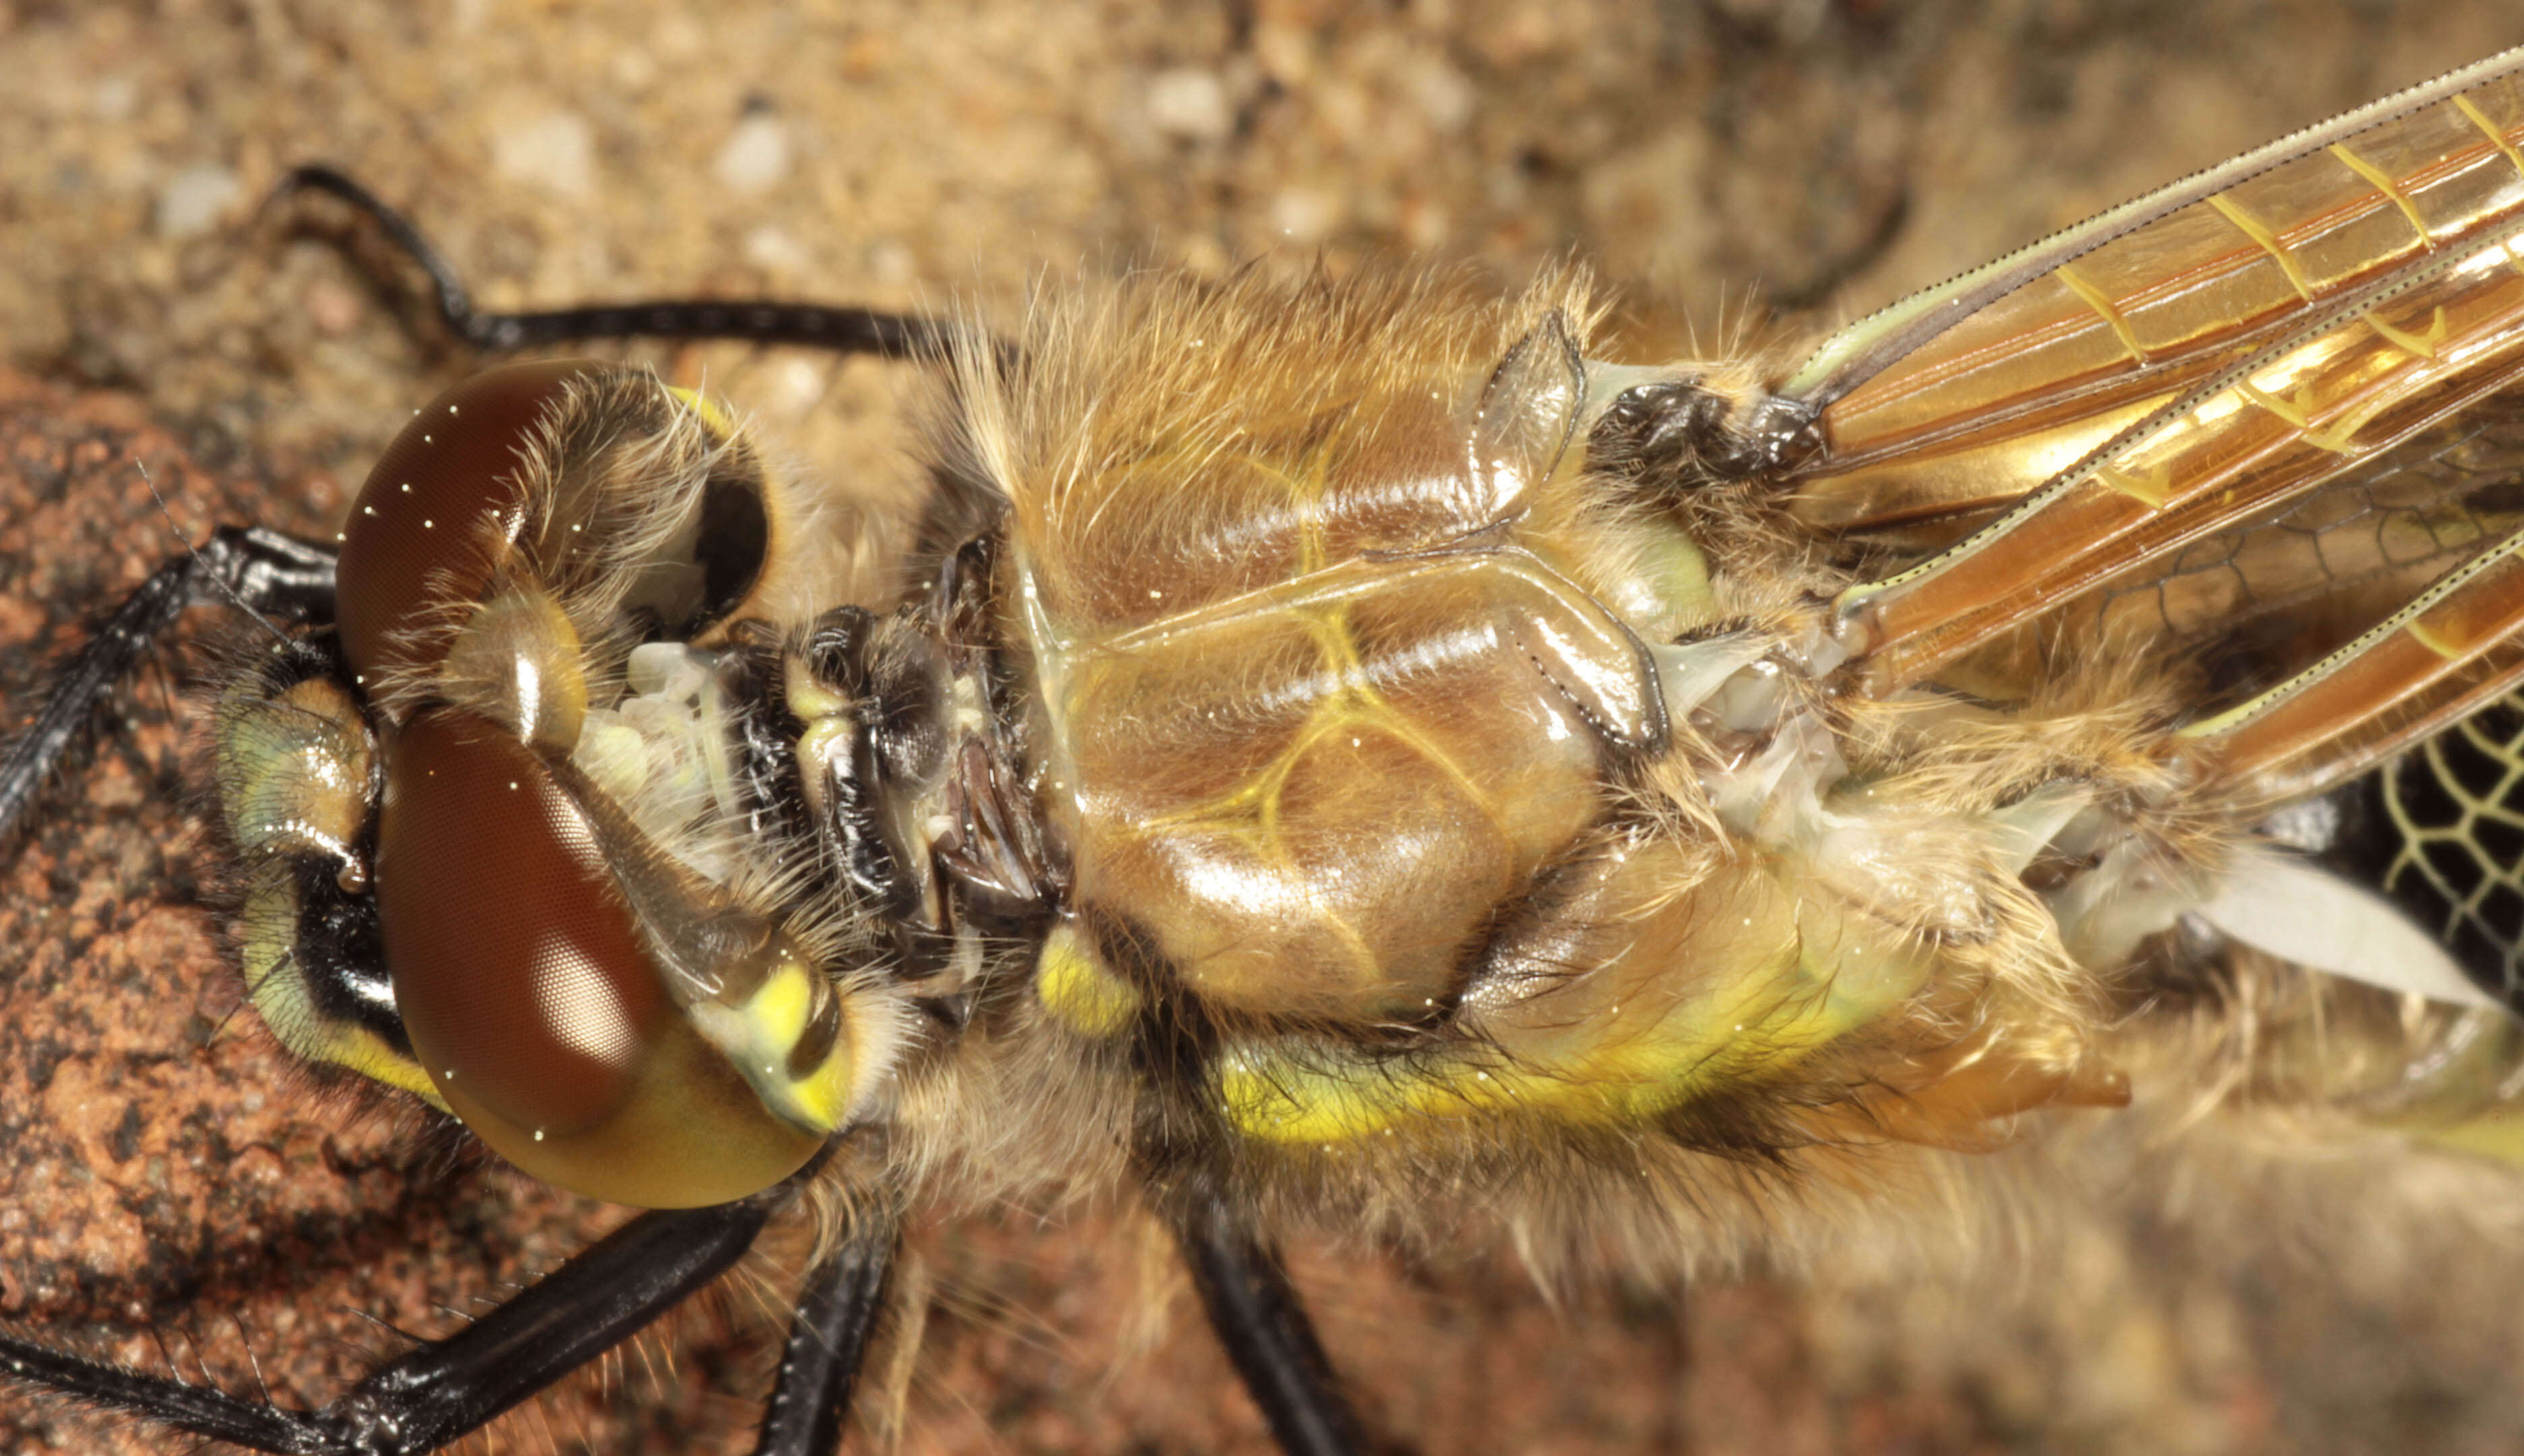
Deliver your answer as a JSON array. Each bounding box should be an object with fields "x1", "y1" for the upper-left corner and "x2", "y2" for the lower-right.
[
  {"x1": 334, "y1": 359, "x2": 608, "y2": 684},
  {"x1": 375, "y1": 706, "x2": 832, "y2": 1207}
]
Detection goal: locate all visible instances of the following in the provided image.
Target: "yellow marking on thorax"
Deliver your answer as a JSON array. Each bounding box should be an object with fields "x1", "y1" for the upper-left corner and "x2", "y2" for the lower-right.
[
  {"x1": 1213, "y1": 901, "x2": 1898, "y2": 1144},
  {"x1": 1035, "y1": 923, "x2": 1144, "y2": 1037},
  {"x1": 1289, "y1": 599, "x2": 1497, "y2": 802},
  {"x1": 2207, "y1": 193, "x2": 2318, "y2": 303},
  {"x1": 1108, "y1": 568, "x2": 1515, "y2": 845},
  {"x1": 2328, "y1": 142, "x2": 2433, "y2": 245},
  {"x1": 1245, "y1": 432, "x2": 1342, "y2": 580},
  {"x1": 2454, "y1": 95, "x2": 2524, "y2": 183},
  {"x1": 1115, "y1": 593, "x2": 1506, "y2": 974},
  {"x1": 2053, "y1": 262, "x2": 2150, "y2": 365},
  {"x1": 1219, "y1": 843, "x2": 1971, "y2": 1149}
]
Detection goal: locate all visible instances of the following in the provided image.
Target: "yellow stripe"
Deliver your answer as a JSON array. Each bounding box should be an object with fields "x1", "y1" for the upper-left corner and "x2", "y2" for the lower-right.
[
  {"x1": 2328, "y1": 142, "x2": 2432, "y2": 245},
  {"x1": 2233, "y1": 378, "x2": 2312, "y2": 429},
  {"x1": 2406, "y1": 617, "x2": 2467, "y2": 660},
  {"x1": 2054, "y1": 262, "x2": 2149, "y2": 365},
  {"x1": 2455, "y1": 94, "x2": 2524, "y2": 183},
  {"x1": 2361, "y1": 306, "x2": 2446, "y2": 361},
  {"x1": 2208, "y1": 193, "x2": 2318, "y2": 303},
  {"x1": 2300, "y1": 392, "x2": 2395, "y2": 456},
  {"x1": 2093, "y1": 461, "x2": 2170, "y2": 508}
]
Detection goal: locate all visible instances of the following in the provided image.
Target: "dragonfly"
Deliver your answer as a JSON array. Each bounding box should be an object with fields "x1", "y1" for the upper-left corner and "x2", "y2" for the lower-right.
[{"x1": 0, "y1": 42, "x2": 2521, "y2": 1456}]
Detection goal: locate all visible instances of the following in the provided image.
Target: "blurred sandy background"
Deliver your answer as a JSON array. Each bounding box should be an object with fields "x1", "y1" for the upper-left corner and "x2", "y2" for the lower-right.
[{"x1": 1, "y1": 2, "x2": 2521, "y2": 1453}]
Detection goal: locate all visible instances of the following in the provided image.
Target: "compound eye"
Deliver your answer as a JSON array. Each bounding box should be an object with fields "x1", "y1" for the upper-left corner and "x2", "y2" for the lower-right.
[
  {"x1": 335, "y1": 359, "x2": 607, "y2": 684},
  {"x1": 375, "y1": 706, "x2": 827, "y2": 1207}
]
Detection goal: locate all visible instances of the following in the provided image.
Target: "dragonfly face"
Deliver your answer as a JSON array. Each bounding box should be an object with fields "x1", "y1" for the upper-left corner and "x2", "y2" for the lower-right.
[{"x1": 8, "y1": 43, "x2": 2524, "y2": 1456}]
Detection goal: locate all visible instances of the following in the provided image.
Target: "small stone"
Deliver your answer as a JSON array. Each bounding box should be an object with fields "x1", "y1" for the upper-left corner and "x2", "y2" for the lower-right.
[
  {"x1": 742, "y1": 223, "x2": 809, "y2": 274},
  {"x1": 715, "y1": 111, "x2": 792, "y2": 194},
  {"x1": 302, "y1": 276, "x2": 361, "y2": 336},
  {"x1": 90, "y1": 74, "x2": 136, "y2": 122},
  {"x1": 865, "y1": 239, "x2": 913, "y2": 287},
  {"x1": 154, "y1": 165, "x2": 241, "y2": 239},
  {"x1": 1269, "y1": 186, "x2": 1340, "y2": 243},
  {"x1": 1147, "y1": 67, "x2": 1231, "y2": 142},
  {"x1": 493, "y1": 111, "x2": 596, "y2": 200}
]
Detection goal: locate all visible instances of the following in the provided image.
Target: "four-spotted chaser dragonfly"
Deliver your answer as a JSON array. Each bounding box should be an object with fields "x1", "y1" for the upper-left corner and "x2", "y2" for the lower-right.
[{"x1": 3, "y1": 41, "x2": 2524, "y2": 1456}]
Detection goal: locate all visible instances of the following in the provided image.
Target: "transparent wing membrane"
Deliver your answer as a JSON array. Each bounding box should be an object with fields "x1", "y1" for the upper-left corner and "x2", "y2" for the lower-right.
[
  {"x1": 1793, "y1": 49, "x2": 2524, "y2": 471},
  {"x1": 2324, "y1": 690, "x2": 2524, "y2": 1009},
  {"x1": 1837, "y1": 216, "x2": 2524, "y2": 693},
  {"x1": 2082, "y1": 400, "x2": 2524, "y2": 681},
  {"x1": 1779, "y1": 50, "x2": 2524, "y2": 806}
]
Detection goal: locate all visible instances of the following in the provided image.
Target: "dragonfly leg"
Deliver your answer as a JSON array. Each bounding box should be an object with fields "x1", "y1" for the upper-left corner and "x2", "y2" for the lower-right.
[
  {"x1": 1174, "y1": 1192, "x2": 1369, "y2": 1456},
  {"x1": 748, "y1": 1204, "x2": 899, "y2": 1456},
  {"x1": 275, "y1": 164, "x2": 953, "y2": 359},
  {"x1": 0, "y1": 524, "x2": 336, "y2": 845},
  {"x1": 0, "y1": 1188, "x2": 785, "y2": 1455}
]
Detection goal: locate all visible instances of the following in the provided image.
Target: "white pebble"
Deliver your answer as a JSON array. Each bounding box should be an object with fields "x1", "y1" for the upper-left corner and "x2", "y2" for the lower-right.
[
  {"x1": 494, "y1": 112, "x2": 596, "y2": 200},
  {"x1": 1146, "y1": 67, "x2": 1230, "y2": 142},
  {"x1": 156, "y1": 165, "x2": 242, "y2": 239},
  {"x1": 715, "y1": 111, "x2": 791, "y2": 193}
]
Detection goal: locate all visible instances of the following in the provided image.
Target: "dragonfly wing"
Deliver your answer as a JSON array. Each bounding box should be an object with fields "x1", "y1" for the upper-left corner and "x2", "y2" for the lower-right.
[
  {"x1": 1764, "y1": 49, "x2": 2524, "y2": 1012},
  {"x1": 1766, "y1": 49, "x2": 2524, "y2": 776},
  {"x1": 1787, "y1": 47, "x2": 2524, "y2": 543}
]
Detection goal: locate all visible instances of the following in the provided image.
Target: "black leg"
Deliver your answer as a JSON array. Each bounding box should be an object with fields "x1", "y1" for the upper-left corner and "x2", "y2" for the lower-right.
[
  {"x1": 0, "y1": 1189, "x2": 785, "y2": 1455},
  {"x1": 0, "y1": 524, "x2": 336, "y2": 845},
  {"x1": 276, "y1": 165, "x2": 955, "y2": 359},
  {"x1": 1176, "y1": 1194, "x2": 1366, "y2": 1456},
  {"x1": 750, "y1": 1207, "x2": 899, "y2": 1456}
]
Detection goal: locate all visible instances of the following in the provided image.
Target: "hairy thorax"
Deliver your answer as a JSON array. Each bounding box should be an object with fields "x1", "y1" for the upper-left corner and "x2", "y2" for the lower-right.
[{"x1": 963, "y1": 272, "x2": 2134, "y2": 1176}]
